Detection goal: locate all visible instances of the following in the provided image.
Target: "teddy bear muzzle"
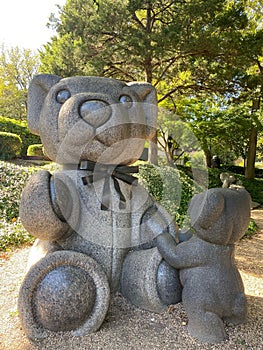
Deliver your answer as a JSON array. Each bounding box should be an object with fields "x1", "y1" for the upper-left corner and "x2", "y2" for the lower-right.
[{"x1": 79, "y1": 100, "x2": 111, "y2": 128}]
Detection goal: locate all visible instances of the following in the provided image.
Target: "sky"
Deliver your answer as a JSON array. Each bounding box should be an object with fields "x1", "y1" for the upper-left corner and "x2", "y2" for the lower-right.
[{"x1": 0, "y1": 0, "x2": 66, "y2": 51}]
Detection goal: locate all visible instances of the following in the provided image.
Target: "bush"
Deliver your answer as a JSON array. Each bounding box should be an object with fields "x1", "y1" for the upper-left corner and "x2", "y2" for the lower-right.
[
  {"x1": 207, "y1": 167, "x2": 263, "y2": 204},
  {"x1": 243, "y1": 219, "x2": 258, "y2": 239},
  {"x1": 0, "y1": 161, "x2": 35, "y2": 221},
  {"x1": 0, "y1": 132, "x2": 22, "y2": 159},
  {"x1": 0, "y1": 161, "x2": 38, "y2": 251},
  {"x1": 0, "y1": 116, "x2": 41, "y2": 156},
  {"x1": 27, "y1": 144, "x2": 45, "y2": 157},
  {"x1": 138, "y1": 163, "x2": 197, "y2": 227},
  {"x1": 0, "y1": 220, "x2": 35, "y2": 251}
]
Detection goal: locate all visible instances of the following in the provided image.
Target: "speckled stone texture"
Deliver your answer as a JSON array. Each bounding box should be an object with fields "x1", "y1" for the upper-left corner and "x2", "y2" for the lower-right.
[
  {"x1": 19, "y1": 74, "x2": 182, "y2": 340},
  {"x1": 121, "y1": 247, "x2": 182, "y2": 313},
  {"x1": 27, "y1": 75, "x2": 157, "y2": 164},
  {"x1": 157, "y1": 187, "x2": 251, "y2": 343},
  {"x1": 18, "y1": 251, "x2": 110, "y2": 340}
]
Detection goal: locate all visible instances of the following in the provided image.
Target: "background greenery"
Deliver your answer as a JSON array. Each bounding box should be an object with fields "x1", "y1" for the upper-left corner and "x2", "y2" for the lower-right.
[
  {"x1": 0, "y1": 0, "x2": 262, "y2": 251},
  {"x1": 0, "y1": 160, "x2": 260, "y2": 252},
  {"x1": 0, "y1": 132, "x2": 22, "y2": 160},
  {"x1": 0, "y1": 0, "x2": 262, "y2": 179},
  {"x1": 0, "y1": 116, "x2": 41, "y2": 156}
]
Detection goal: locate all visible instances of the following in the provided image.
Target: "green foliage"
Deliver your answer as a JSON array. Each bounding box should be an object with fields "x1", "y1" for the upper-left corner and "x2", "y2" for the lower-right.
[
  {"x1": 207, "y1": 166, "x2": 263, "y2": 204},
  {"x1": 41, "y1": 0, "x2": 252, "y2": 90},
  {"x1": 208, "y1": 168, "x2": 224, "y2": 188},
  {"x1": 0, "y1": 160, "x2": 260, "y2": 251},
  {"x1": 173, "y1": 96, "x2": 255, "y2": 166},
  {"x1": 138, "y1": 163, "x2": 195, "y2": 227},
  {"x1": 0, "y1": 161, "x2": 35, "y2": 221},
  {"x1": 0, "y1": 132, "x2": 22, "y2": 160},
  {"x1": 0, "y1": 116, "x2": 41, "y2": 156},
  {"x1": 0, "y1": 46, "x2": 39, "y2": 120},
  {"x1": 40, "y1": 0, "x2": 263, "y2": 177},
  {"x1": 243, "y1": 219, "x2": 258, "y2": 239},
  {"x1": 0, "y1": 161, "x2": 38, "y2": 251},
  {"x1": 0, "y1": 222, "x2": 35, "y2": 251},
  {"x1": 157, "y1": 108, "x2": 206, "y2": 166},
  {"x1": 27, "y1": 144, "x2": 45, "y2": 157}
]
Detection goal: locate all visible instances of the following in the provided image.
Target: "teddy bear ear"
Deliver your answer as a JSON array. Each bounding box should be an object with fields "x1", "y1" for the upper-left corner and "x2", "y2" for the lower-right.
[
  {"x1": 127, "y1": 82, "x2": 158, "y2": 139},
  {"x1": 189, "y1": 189, "x2": 225, "y2": 230},
  {"x1": 27, "y1": 74, "x2": 62, "y2": 135}
]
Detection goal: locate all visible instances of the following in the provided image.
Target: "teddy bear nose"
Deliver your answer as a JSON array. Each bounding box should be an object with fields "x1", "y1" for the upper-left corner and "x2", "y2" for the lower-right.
[{"x1": 79, "y1": 100, "x2": 111, "y2": 128}]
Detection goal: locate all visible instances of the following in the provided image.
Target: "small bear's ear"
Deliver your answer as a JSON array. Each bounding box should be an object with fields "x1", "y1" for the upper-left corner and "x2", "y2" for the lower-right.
[
  {"x1": 27, "y1": 74, "x2": 62, "y2": 135},
  {"x1": 128, "y1": 82, "x2": 158, "y2": 139},
  {"x1": 189, "y1": 189, "x2": 225, "y2": 229}
]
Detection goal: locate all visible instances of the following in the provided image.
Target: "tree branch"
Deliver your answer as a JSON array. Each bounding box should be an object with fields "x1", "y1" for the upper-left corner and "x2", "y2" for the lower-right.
[
  {"x1": 154, "y1": 49, "x2": 217, "y2": 88},
  {"x1": 158, "y1": 84, "x2": 214, "y2": 103},
  {"x1": 152, "y1": 2, "x2": 175, "y2": 19},
  {"x1": 132, "y1": 12, "x2": 146, "y2": 30},
  {"x1": 103, "y1": 64, "x2": 137, "y2": 81},
  {"x1": 154, "y1": 57, "x2": 178, "y2": 86}
]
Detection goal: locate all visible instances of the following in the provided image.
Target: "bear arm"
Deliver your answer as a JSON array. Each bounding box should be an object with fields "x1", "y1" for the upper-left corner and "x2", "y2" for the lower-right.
[
  {"x1": 19, "y1": 170, "x2": 70, "y2": 241},
  {"x1": 139, "y1": 204, "x2": 177, "y2": 248},
  {"x1": 157, "y1": 233, "x2": 204, "y2": 269}
]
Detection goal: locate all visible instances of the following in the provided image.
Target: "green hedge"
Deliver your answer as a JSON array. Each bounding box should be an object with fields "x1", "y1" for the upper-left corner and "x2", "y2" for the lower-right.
[
  {"x1": 0, "y1": 132, "x2": 22, "y2": 159},
  {"x1": 208, "y1": 167, "x2": 263, "y2": 204},
  {"x1": 0, "y1": 116, "x2": 41, "y2": 156},
  {"x1": 138, "y1": 163, "x2": 196, "y2": 227},
  {"x1": 0, "y1": 160, "x2": 36, "y2": 251},
  {"x1": 27, "y1": 144, "x2": 45, "y2": 157}
]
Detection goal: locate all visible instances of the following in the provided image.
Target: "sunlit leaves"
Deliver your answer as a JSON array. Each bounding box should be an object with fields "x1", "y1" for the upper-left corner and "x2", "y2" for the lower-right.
[{"x1": 0, "y1": 46, "x2": 39, "y2": 120}]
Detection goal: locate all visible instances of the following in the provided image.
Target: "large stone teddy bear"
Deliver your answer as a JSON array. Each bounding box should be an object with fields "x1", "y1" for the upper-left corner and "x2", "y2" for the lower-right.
[
  {"x1": 157, "y1": 187, "x2": 251, "y2": 343},
  {"x1": 18, "y1": 75, "x2": 182, "y2": 340}
]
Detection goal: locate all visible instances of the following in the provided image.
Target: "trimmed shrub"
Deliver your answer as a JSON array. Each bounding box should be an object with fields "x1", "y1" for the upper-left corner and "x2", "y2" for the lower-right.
[
  {"x1": 27, "y1": 144, "x2": 45, "y2": 157},
  {"x1": 0, "y1": 132, "x2": 22, "y2": 159},
  {"x1": 0, "y1": 161, "x2": 33, "y2": 221},
  {"x1": 0, "y1": 116, "x2": 41, "y2": 156},
  {"x1": 0, "y1": 160, "x2": 37, "y2": 251}
]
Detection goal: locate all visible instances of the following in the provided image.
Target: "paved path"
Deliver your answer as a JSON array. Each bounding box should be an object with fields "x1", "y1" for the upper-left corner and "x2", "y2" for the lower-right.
[{"x1": 236, "y1": 208, "x2": 263, "y2": 278}]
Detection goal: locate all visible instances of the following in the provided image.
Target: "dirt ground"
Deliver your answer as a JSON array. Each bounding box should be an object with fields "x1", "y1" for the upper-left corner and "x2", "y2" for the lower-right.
[{"x1": 0, "y1": 209, "x2": 262, "y2": 350}]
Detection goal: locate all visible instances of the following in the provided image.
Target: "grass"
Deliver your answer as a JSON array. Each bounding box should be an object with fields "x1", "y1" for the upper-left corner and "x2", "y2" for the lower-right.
[{"x1": 0, "y1": 160, "x2": 260, "y2": 252}]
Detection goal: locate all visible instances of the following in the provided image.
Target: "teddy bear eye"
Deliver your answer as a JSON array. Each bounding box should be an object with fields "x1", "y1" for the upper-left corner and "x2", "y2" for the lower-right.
[
  {"x1": 56, "y1": 89, "x2": 71, "y2": 104},
  {"x1": 119, "y1": 95, "x2": 133, "y2": 108}
]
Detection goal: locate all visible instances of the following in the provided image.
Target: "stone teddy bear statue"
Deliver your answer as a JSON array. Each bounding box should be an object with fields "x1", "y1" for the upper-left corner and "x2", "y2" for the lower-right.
[
  {"x1": 157, "y1": 187, "x2": 251, "y2": 343},
  {"x1": 18, "y1": 74, "x2": 182, "y2": 340}
]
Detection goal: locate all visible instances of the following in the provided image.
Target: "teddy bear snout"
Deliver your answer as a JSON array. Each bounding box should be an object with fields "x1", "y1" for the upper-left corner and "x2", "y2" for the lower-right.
[{"x1": 79, "y1": 100, "x2": 111, "y2": 128}]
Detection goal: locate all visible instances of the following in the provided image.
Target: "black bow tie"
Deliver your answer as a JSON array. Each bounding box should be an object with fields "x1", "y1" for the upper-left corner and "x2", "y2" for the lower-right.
[{"x1": 81, "y1": 161, "x2": 139, "y2": 210}]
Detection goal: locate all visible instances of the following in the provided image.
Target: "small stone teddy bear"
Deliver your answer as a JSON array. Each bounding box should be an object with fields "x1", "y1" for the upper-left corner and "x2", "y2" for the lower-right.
[
  {"x1": 157, "y1": 187, "x2": 251, "y2": 343},
  {"x1": 18, "y1": 75, "x2": 182, "y2": 340}
]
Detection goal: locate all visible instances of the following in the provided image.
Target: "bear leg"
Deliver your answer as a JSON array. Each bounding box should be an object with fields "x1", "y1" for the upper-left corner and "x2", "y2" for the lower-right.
[
  {"x1": 223, "y1": 292, "x2": 247, "y2": 325},
  {"x1": 187, "y1": 310, "x2": 227, "y2": 343}
]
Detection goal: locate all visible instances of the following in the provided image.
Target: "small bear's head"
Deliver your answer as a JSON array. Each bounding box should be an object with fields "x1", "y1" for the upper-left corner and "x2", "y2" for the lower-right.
[
  {"x1": 27, "y1": 74, "x2": 157, "y2": 165},
  {"x1": 188, "y1": 188, "x2": 251, "y2": 245}
]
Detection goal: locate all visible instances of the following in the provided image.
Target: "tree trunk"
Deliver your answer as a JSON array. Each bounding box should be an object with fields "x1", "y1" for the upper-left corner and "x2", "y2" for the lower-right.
[
  {"x1": 204, "y1": 148, "x2": 212, "y2": 168},
  {"x1": 245, "y1": 126, "x2": 257, "y2": 179},
  {"x1": 148, "y1": 136, "x2": 158, "y2": 164},
  {"x1": 145, "y1": 57, "x2": 158, "y2": 164},
  {"x1": 245, "y1": 96, "x2": 261, "y2": 179}
]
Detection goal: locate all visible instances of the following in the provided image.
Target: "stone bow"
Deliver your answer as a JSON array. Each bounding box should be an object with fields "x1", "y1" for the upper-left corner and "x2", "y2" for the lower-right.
[{"x1": 81, "y1": 161, "x2": 139, "y2": 210}]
